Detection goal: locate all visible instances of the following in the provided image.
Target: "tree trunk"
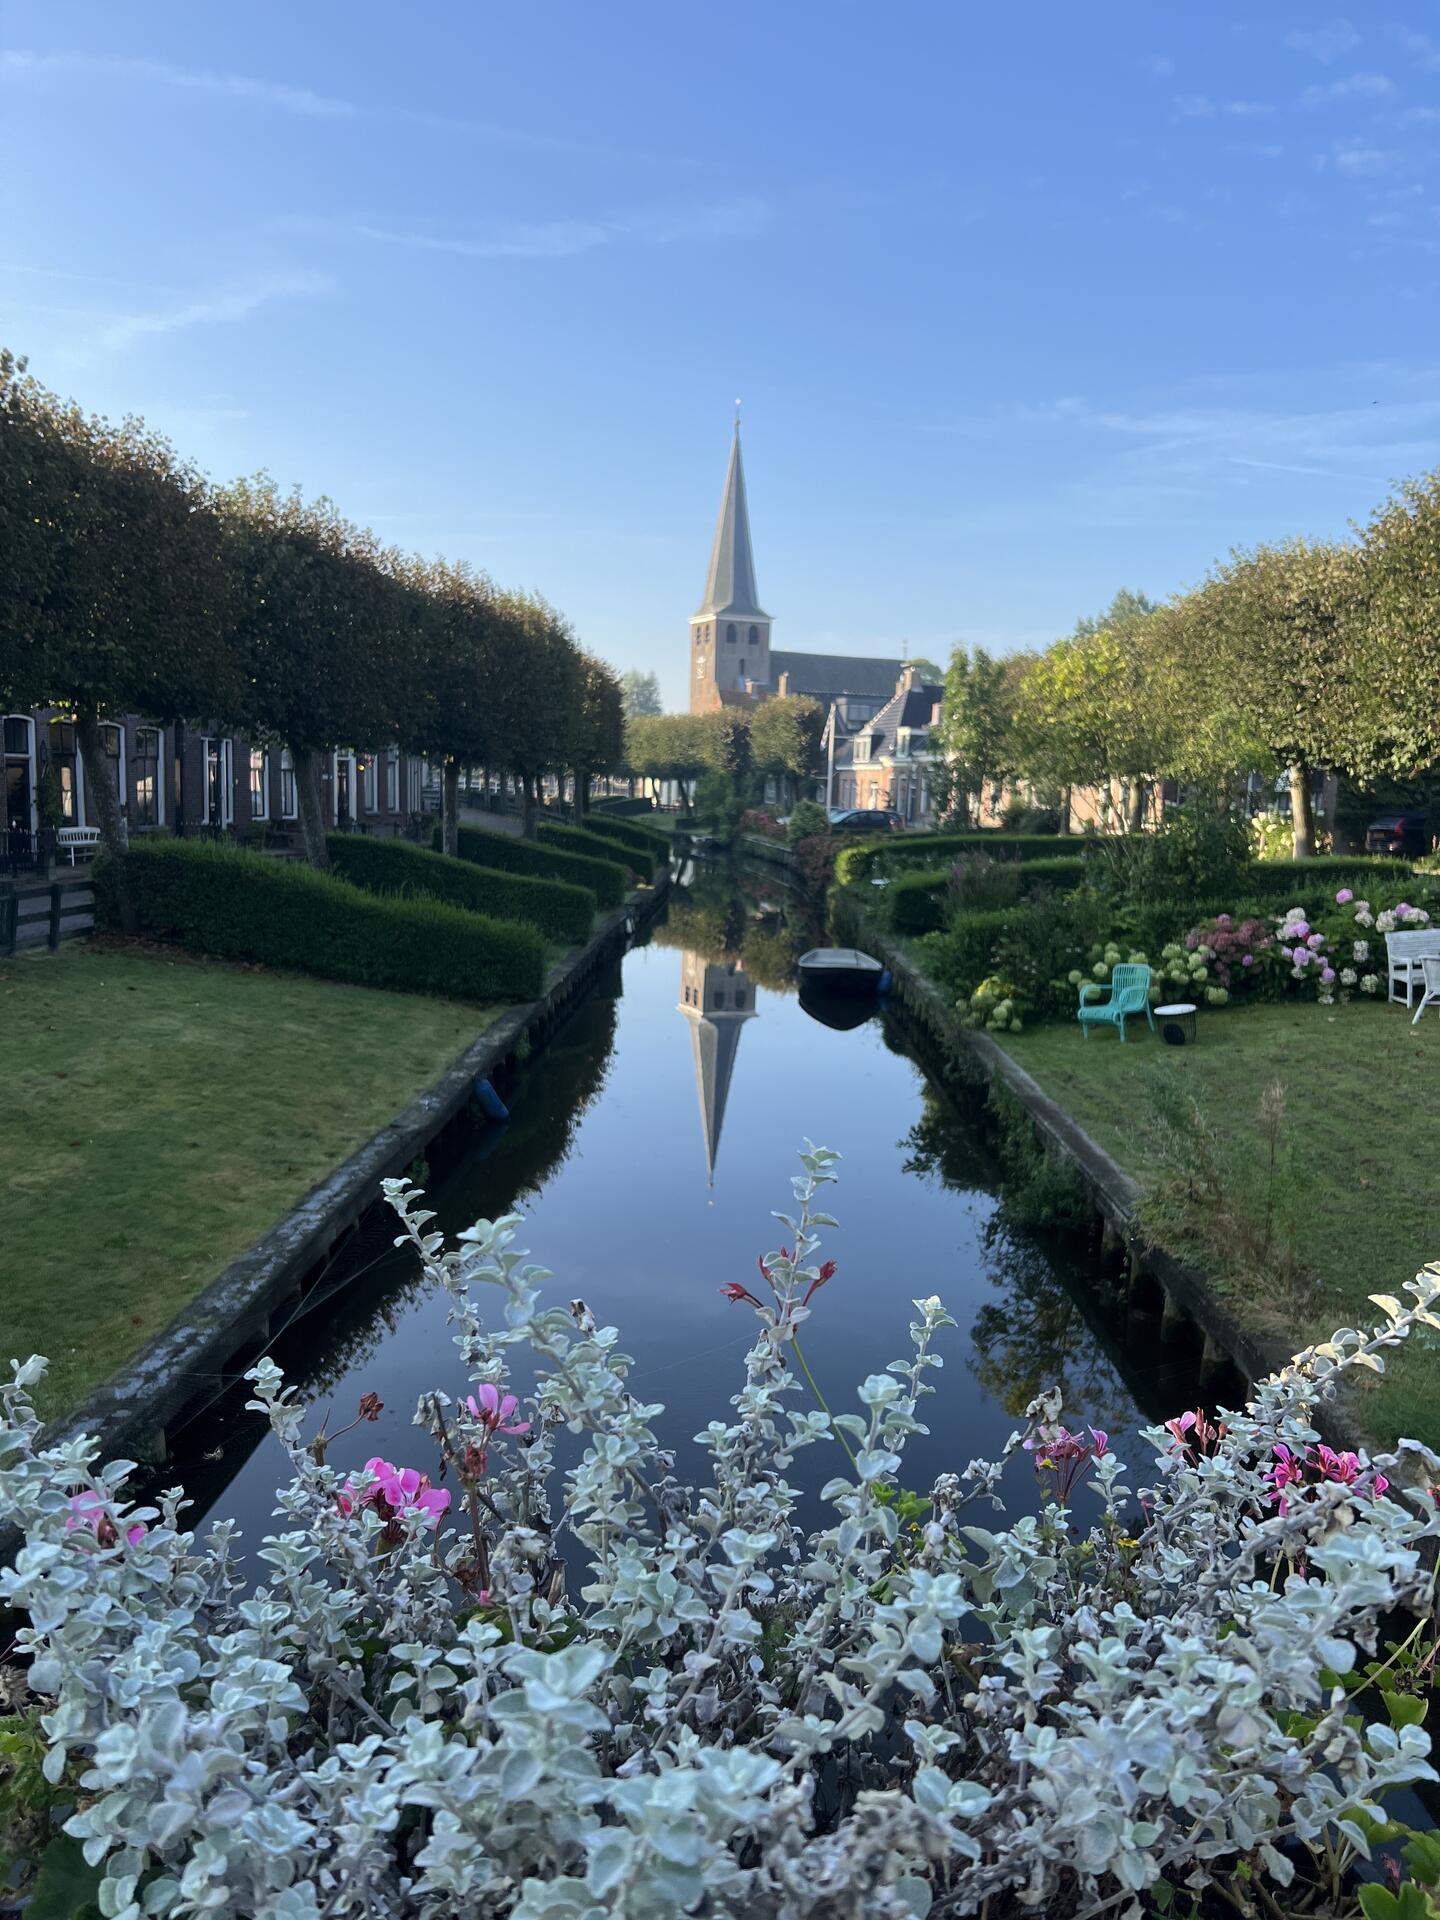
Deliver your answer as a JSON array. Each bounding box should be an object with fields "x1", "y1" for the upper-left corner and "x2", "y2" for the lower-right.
[
  {"x1": 1059, "y1": 787, "x2": 1073, "y2": 834},
  {"x1": 442, "y1": 759, "x2": 460, "y2": 857},
  {"x1": 521, "y1": 773, "x2": 538, "y2": 839},
  {"x1": 574, "y1": 769, "x2": 589, "y2": 820},
  {"x1": 1289, "y1": 763, "x2": 1316, "y2": 859},
  {"x1": 291, "y1": 746, "x2": 331, "y2": 868},
  {"x1": 75, "y1": 709, "x2": 135, "y2": 931}
]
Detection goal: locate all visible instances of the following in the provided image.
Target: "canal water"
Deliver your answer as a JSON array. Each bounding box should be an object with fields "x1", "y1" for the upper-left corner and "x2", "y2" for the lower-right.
[{"x1": 170, "y1": 860, "x2": 1203, "y2": 1544}]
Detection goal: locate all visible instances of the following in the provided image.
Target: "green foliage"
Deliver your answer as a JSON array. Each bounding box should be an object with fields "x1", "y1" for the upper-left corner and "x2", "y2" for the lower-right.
[
  {"x1": 748, "y1": 695, "x2": 825, "y2": 781},
  {"x1": 97, "y1": 838, "x2": 544, "y2": 1002},
  {"x1": 836, "y1": 830, "x2": 1067, "y2": 887},
  {"x1": 0, "y1": 1707, "x2": 62, "y2": 1890},
  {"x1": 569, "y1": 813, "x2": 668, "y2": 863},
  {"x1": 35, "y1": 763, "x2": 64, "y2": 831},
  {"x1": 448, "y1": 823, "x2": 627, "y2": 909},
  {"x1": 936, "y1": 645, "x2": 1022, "y2": 823},
  {"x1": 618, "y1": 668, "x2": 663, "y2": 719},
  {"x1": 326, "y1": 832, "x2": 594, "y2": 945},
  {"x1": 786, "y1": 799, "x2": 831, "y2": 845},
  {"x1": 1090, "y1": 805, "x2": 1250, "y2": 906},
  {"x1": 24, "y1": 1834, "x2": 104, "y2": 1920},
  {"x1": 537, "y1": 818, "x2": 651, "y2": 881},
  {"x1": 889, "y1": 854, "x2": 1088, "y2": 937},
  {"x1": 889, "y1": 868, "x2": 953, "y2": 934},
  {"x1": 987, "y1": 1082, "x2": 1090, "y2": 1229}
]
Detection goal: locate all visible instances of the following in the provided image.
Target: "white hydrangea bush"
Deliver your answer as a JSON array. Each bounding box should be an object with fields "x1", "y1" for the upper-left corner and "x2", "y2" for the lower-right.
[{"x1": 4, "y1": 1147, "x2": 1440, "y2": 1919}]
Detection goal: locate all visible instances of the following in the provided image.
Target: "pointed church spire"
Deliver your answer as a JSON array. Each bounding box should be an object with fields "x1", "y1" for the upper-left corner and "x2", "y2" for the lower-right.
[
  {"x1": 678, "y1": 952, "x2": 757, "y2": 1186},
  {"x1": 695, "y1": 419, "x2": 770, "y2": 620}
]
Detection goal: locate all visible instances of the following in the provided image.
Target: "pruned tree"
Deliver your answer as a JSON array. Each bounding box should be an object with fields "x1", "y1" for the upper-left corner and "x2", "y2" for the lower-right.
[
  {"x1": 213, "y1": 477, "x2": 409, "y2": 868},
  {"x1": 935, "y1": 646, "x2": 1017, "y2": 827},
  {"x1": 496, "y1": 591, "x2": 583, "y2": 837},
  {"x1": 748, "y1": 695, "x2": 824, "y2": 808},
  {"x1": 0, "y1": 352, "x2": 238, "y2": 904},
  {"x1": 404, "y1": 556, "x2": 506, "y2": 857},
  {"x1": 568, "y1": 653, "x2": 625, "y2": 817}
]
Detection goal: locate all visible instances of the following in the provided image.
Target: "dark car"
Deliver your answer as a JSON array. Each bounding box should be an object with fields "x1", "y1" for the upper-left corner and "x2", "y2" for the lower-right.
[
  {"x1": 1365, "y1": 812, "x2": 1431, "y2": 857},
  {"x1": 829, "y1": 808, "x2": 904, "y2": 833}
]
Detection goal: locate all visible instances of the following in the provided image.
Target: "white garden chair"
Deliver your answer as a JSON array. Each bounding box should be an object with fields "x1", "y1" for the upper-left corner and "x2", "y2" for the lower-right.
[
  {"x1": 1385, "y1": 929, "x2": 1440, "y2": 1008},
  {"x1": 1412, "y1": 954, "x2": 1440, "y2": 1026}
]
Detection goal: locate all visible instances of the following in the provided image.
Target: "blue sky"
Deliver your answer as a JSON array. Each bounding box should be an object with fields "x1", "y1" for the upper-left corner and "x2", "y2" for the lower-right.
[{"x1": 3, "y1": 5, "x2": 1439, "y2": 708}]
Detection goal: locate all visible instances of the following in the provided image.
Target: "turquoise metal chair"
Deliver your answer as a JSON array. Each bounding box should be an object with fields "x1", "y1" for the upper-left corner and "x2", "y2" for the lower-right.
[{"x1": 1077, "y1": 963, "x2": 1154, "y2": 1042}]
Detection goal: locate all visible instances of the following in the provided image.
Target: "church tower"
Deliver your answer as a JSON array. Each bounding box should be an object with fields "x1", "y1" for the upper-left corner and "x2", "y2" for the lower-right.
[{"x1": 689, "y1": 421, "x2": 772, "y2": 712}]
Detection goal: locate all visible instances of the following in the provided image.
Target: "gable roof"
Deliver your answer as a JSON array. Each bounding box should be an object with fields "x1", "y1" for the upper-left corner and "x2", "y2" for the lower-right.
[
  {"x1": 767, "y1": 650, "x2": 903, "y2": 704},
  {"x1": 858, "y1": 680, "x2": 945, "y2": 756},
  {"x1": 695, "y1": 424, "x2": 770, "y2": 620}
]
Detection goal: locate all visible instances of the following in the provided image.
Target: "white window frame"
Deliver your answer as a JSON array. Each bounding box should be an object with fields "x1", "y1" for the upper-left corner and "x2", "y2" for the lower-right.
[
  {"x1": 97, "y1": 721, "x2": 127, "y2": 823},
  {"x1": 386, "y1": 746, "x2": 400, "y2": 812},
  {"x1": 201, "y1": 736, "x2": 235, "y2": 829},
  {"x1": 3, "y1": 714, "x2": 38, "y2": 834},
  {"x1": 279, "y1": 749, "x2": 298, "y2": 820},
  {"x1": 332, "y1": 751, "x2": 358, "y2": 825},
  {"x1": 132, "y1": 725, "x2": 163, "y2": 828},
  {"x1": 362, "y1": 752, "x2": 379, "y2": 815},
  {"x1": 249, "y1": 746, "x2": 269, "y2": 822}
]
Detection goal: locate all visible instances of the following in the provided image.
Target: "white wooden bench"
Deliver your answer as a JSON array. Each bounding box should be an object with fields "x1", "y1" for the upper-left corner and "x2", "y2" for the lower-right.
[
  {"x1": 1412, "y1": 954, "x2": 1440, "y2": 1025},
  {"x1": 54, "y1": 826, "x2": 101, "y2": 865},
  {"x1": 1385, "y1": 928, "x2": 1440, "y2": 1007}
]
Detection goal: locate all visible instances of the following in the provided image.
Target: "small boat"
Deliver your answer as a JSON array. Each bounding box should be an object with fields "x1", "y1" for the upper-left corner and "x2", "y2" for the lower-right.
[{"x1": 796, "y1": 947, "x2": 887, "y2": 996}]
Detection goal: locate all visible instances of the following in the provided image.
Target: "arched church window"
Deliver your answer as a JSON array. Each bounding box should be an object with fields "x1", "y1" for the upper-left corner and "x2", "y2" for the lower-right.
[
  {"x1": 748, "y1": 625, "x2": 758, "y2": 646},
  {"x1": 726, "y1": 623, "x2": 736, "y2": 644}
]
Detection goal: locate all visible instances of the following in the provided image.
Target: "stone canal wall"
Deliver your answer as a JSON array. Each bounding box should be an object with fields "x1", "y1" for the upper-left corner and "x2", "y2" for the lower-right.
[{"x1": 38, "y1": 872, "x2": 672, "y2": 1475}]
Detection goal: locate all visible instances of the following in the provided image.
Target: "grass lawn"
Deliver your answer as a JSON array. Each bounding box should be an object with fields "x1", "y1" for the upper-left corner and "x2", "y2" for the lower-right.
[
  {"x1": 0, "y1": 942, "x2": 499, "y2": 1420},
  {"x1": 997, "y1": 999, "x2": 1440, "y2": 1449}
]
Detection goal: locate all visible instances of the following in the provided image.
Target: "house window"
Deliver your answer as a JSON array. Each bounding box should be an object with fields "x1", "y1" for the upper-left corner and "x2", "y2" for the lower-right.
[
  {"x1": 726, "y1": 623, "x2": 736, "y2": 644},
  {"x1": 386, "y1": 747, "x2": 399, "y2": 812},
  {"x1": 98, "y1": 723, "x2": 124, "y2": 817},
  {"x1": 279, "y1": 750, "x2": 298, "y2": 820},
  {"x1": 362, "y1": 753, "x2": 378, "y2": 814},
  {"x1": 249, "y1": 747, "x2": 268, "y2": 820},
  {"x1": 133, "y1": 728, "x2": 161, "y2": 828},
  {"x1": 4, "y1": 715, "x2": 35, "y2": 838},
  {"x1": 867, "y1": 781, "x2": 879, "y2": 808},
  {"x1": 201, "y1": 737, "x2": 234, "y2": 828},
  {"x1": 48, "y1": 720, "x2": 77, "y2": 822}
]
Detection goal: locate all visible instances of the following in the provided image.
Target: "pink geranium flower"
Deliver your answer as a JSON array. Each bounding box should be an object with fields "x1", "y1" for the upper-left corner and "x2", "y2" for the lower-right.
[
  {"x1": 466, "y1": 1384, "x2": 531, "y2": 1438},
  {"x1": 66, "y1": 1489, "x2": 146, "y2": 1548},
  {"x1": 1336, "y1": 888, "x2": 1354, "y2": 905},
  {"x1": 339, "y1": 1456, "x2": 451, "y2": 1529}
]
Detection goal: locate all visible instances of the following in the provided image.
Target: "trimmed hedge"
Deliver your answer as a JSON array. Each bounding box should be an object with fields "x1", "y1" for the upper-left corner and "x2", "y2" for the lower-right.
[
  {"x1": 443, "y1": 825, "x2": 629, "y2": 911},
  {"x1": 538, "y1": 820, "x2": 654, "y2": 882},
  {"x1": 1245, "y1": 855, "x2": 1429, "y2": 899},
  {"x1": 97, "y1": 838, "x2": 545, "y2": 1002},
  {"x1": 327, "y1": 833, "x2": 594, "y2": 946},
  {"x1": 888, "y1": 854, "x2": 1091, "y2": 936},
  {"x1": 837, "y1": 831, "x2": 1068, "y2": 886},
  {"x1": 572, "y1": 813, "x2": 670, "y2": 864},
  {"x1": 593, "y1": 797, "x2": 657, "y2": 818}
]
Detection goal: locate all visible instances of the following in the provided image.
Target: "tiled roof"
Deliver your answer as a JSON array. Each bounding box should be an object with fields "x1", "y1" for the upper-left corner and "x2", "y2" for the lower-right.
[{"x1": 767, "y1": 650, "x2": 903, "y2": 703}]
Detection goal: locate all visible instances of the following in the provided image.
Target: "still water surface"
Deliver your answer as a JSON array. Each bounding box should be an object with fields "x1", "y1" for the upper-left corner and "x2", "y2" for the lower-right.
[{"x1": 177, "y1": 864, "x2": 1200, "y2": 1543}]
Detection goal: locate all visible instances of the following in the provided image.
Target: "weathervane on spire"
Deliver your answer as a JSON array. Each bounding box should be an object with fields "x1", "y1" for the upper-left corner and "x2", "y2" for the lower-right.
[{"x1": 734, "y1": 396, "x2": 741, "y2": 431}]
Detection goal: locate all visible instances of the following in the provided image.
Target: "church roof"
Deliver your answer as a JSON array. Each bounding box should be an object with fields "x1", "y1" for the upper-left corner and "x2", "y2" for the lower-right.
[
  {"x1": 696, "y1": 424, "x2": 770, "y2": 620},
  {"x1": 768, "y1": 649, "x2": 903, "y2": 704}
]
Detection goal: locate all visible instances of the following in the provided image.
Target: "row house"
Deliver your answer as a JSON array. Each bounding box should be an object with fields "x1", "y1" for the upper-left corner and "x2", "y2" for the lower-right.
[
  {"x1": 825, "y1": 670, "x2": 946, "y2": 826},
  {"x1": 3, "y1": 710, "x2": 432, "y2": 869}
]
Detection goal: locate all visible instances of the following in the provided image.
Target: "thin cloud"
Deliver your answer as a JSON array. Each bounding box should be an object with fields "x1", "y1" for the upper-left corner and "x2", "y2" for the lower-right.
[
  {"x1": 0, "y1": 46, "x2": 702, "y2": 169},
  {"x1": 1301, "y1": 71, "x2": 1396, "y2": 105},
  {"x1": 93, "y1": 271, "x2": 333, "y2": 353},
  {"x1": 0, "y1": 49, "x2": 354, "y2": 117},
  {"x1": 1284, "y1": 19, "x2": 1362, "y2": 63},
  {"x1": 1173, "y1": 93, "x2": 1273, "y2": 119},
  {"x1": 309, "y1": 199, "x2": 770, "y2": 263},
  {"x1": 1145, "y1": 54, "x2": 1176, "y2": 78},
  {"x1": 1393, "y1": 27, "x2": 1440, "y2": 73},
  {"x1": 1331, "y1": 138, "x2": 1403, "y2": 177}
]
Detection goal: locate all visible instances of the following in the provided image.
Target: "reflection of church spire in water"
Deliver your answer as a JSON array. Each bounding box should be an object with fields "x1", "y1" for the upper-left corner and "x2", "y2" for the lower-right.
[{"x1": 678, "y1": 949, "x2": 757, "y2": 1186}]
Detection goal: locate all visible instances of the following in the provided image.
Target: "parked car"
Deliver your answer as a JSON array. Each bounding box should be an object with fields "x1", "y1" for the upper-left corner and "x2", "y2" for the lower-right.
[
  {"x1": 1364, "y1": 812, "x2": 1431, "y2": 857},
  {"x1": 829, "y1": 808, "x2": 904, "y2": 833}
]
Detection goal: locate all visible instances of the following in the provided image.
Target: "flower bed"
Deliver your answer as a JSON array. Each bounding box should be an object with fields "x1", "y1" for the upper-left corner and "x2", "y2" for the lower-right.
[{"x1": 4, "y1": 1152, "x2": 1440, "y2": 1918}]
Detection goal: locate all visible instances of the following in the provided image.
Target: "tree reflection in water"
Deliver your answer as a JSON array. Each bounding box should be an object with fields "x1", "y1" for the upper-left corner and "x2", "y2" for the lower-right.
[
  {"x1": 652, "y1": 860, "x2": 811, "y2": 993},
  {"x1": 901, "y1": 1079, "x2": 1136, "y2": 1436}
]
